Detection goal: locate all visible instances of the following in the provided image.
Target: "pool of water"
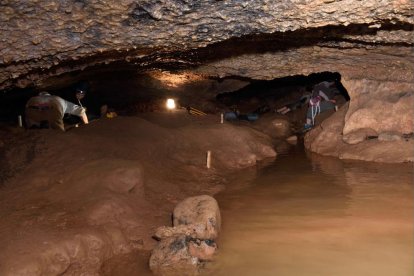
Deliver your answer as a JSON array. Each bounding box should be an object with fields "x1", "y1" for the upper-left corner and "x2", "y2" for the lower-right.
[{"x1": 203, "y1": 146, "x2": 413, "y2": 276}]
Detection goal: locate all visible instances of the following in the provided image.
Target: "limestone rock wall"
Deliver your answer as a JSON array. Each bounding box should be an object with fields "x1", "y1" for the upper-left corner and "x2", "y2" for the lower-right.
[
  {"x1": 0, "y1": 0, "x2": 413, "y2": 89},
  {"x1": 194, "y1": 45, "x2": 413, "y2": 83}
]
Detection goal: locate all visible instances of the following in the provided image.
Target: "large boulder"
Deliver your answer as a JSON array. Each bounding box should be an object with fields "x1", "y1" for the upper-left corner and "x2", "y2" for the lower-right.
[
  {"x1": 173, "y1": 195, "x2": 221, "y2": 240},
  {"x1": 342, "y1": 79, "x2": 414, "y2": 135},
  {"x1": 304, "y1": 101, "x2": 414, "y2": 163},
  {"x1": 304, "y1": 103, "x2": 348, "y2": 157}
]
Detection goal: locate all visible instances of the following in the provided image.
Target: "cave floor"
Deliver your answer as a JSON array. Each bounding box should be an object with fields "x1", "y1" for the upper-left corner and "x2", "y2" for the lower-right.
[
  {"x1": 0, "y1": 110, "x2": 275, "y2": 275},
  {"x1": 0, "y1": 111, "x2": 411, "y2": 275}
]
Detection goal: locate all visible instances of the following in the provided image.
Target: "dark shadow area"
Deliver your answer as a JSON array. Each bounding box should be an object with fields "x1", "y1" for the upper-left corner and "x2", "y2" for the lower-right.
[
  {"x1": 216, "y1": 71, "x2": 350, "y2": 109},
  {"x1": 0, "y1": 88, "x2": 37, "y2": 123},
  {"x1": 0, "y1": 70, "x2": 175, "y2": 125},
  {"x1": 0, "y1": 69, "x2": 351, "y2": 127}
]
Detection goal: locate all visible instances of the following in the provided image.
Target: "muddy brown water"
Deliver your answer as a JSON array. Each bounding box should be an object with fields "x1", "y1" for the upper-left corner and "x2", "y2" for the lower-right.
[{"x1": 203, "y1": 146, "x2": 413, "y2": 276}]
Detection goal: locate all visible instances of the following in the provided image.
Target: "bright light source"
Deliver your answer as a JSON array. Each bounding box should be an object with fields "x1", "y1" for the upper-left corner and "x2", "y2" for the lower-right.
[{"x1": 166, "y1": 98, "x2": 176, "y2": 110}]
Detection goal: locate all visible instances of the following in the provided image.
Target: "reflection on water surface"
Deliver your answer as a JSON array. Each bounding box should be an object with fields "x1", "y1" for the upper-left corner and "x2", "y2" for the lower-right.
[{"x1": 204, "y1": 147, "x2": 413, "y2": 276}]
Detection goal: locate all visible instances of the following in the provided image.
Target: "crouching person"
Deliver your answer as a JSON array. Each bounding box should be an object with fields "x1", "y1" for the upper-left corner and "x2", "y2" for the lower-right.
[{"x1": 25, "y1": 92, "x2": 88, "y2": 131}]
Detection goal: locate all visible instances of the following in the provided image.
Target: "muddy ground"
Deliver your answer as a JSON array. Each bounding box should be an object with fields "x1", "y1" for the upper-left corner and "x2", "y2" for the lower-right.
[{"x1": 0, "y1": 110, "x2": 277, "y2": 275}]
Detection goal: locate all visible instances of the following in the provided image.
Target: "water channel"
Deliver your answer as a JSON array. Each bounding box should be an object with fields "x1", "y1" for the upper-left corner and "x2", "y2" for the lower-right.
[{"x1": 203, "y1": 146, "x2": 413, "y2": 276}]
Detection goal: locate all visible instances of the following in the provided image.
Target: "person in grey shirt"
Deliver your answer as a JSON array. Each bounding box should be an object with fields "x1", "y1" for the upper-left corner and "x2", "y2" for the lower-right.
[
  {"x1": 303, "y1": 81, "x2": 339, "y2": 131},
  {"x1": 25, "y1": 92, "x2": 88, "y2": 131}
]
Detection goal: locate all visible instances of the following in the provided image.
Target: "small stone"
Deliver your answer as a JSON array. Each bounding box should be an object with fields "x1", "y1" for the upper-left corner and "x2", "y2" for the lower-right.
[{"x1": 32, "y1": 38, "x2": 41, "y2": 45}]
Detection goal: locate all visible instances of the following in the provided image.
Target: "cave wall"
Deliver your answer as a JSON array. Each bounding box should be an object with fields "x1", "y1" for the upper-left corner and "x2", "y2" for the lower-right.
[{"x1": 342, "y1": 78, "x2": 413, "y2": 135}]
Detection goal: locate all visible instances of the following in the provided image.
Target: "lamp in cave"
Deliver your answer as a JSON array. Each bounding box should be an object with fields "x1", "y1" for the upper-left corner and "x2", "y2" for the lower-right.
[{"x1": 166, "y1": 98, "x2": 176, "y2": 110}]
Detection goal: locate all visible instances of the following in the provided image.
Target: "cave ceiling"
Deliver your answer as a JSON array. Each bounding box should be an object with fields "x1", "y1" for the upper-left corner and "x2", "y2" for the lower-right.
[{"x1": 0, "y1": 0, "x2": 413, "y2": 90}]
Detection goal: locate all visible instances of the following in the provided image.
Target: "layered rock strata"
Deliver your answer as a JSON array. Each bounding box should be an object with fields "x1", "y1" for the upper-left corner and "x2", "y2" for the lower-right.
[{"x1": 0, "y1": 0, "x2": 413, "y2": 89}]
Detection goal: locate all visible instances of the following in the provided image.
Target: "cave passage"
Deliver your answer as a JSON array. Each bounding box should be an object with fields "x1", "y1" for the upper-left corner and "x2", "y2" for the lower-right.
[
  {"x1": 217, "y1": 72, "x2": 350, "y2": 106},
  {"x1": 215, "y1": 71, "x2": 350, "y2": 130},
  {"x1": 0, "y1": 69, "x2": 350, "y2": 129}
]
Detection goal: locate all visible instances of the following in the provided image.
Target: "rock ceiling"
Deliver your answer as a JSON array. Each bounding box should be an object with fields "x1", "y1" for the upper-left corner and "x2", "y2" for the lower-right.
[{"x1": 0, "y1": 0, "x2": 413, "y2": 90}]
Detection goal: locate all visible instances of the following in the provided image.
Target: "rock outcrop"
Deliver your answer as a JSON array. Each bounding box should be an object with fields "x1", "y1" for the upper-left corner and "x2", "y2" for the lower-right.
[
  {"x1": 342, "y1": 79, "x2": 414, "y2": 135},
  {"x1": 304, "y1": 101, "x2": 414, "y2": 163}
]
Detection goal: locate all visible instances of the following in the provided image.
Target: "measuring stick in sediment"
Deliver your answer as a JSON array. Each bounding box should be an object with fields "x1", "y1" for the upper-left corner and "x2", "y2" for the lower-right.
[{"x1": 206, "y1": 150, "x2": 212, "y2": 169}]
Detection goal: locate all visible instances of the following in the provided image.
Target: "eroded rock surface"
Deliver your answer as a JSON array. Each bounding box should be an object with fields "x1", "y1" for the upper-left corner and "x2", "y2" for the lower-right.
[
  {"x1": 0, "y1": 1, "x2": 412, "y2": 89},
  {"x1": 150, "y1": 195, "x2": 221, "y2": 275},
  {"x1": 304, "y1": 99, "x2": 414, "y2": 163},
  {"x1": 342, "y1": 79, "x2": 414, "y2": 135},
  {"x1": 343, "y1": 128, "x2": 378, "y2": 145}
]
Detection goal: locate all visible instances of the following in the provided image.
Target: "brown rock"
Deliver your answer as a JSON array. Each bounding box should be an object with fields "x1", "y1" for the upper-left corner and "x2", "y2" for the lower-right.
[
  {"x1": 149, "y1": 235, "x2": 199, "y2": 276},
  {"x1": 342, "y1": 79, "x2": 414, "y2": 135},
  {"x1": 305, "y1": 102, "x2": 414, "y2": 163},
  {"x1": 188, "y1": 240, "x2": 217, "y2": 261},
  {"x1": 173, "y1": 195, "x2": 221, "y2": 240},
  {"x1": 154, "y1": 225, "x2": 199, "y2": 240},
  {"x1": 304, "y1": 102, "x2": 348, "y2": 156},
  {"x1": 150, "y1": 195, "x2": 221, "y2": 274}
]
